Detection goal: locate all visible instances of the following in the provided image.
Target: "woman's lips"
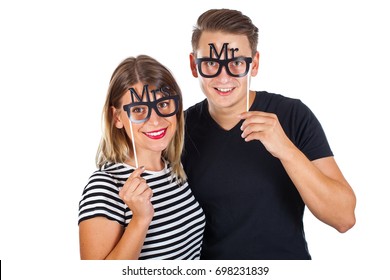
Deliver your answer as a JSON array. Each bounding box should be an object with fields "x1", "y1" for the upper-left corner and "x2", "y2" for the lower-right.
[{"x1": 143, "y1": 128, "x2": 167, "y2": 139}]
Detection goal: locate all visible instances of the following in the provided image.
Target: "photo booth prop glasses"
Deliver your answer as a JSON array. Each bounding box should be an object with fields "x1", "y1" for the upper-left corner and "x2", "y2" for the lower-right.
[
  {"x1": 195, "y1": 57, "x2": 253, "y2": 78},
  {"x1": 123, "y1": 95, "x2": 180, "y2": 124}
]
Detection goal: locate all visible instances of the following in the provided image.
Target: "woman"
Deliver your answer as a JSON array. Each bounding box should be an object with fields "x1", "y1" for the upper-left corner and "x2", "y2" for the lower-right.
[{"x1": 78, "y1": 55, "x2": 205, "y2": 259}]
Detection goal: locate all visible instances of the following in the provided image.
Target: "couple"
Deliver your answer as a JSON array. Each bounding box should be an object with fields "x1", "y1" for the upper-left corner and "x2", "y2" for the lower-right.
[{"x1": 78, "y1": 8, "x2": 356, "y2": 260}]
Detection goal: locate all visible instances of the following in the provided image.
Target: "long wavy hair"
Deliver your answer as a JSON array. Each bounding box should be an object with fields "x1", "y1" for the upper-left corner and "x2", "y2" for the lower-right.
[{"x1": 96, "y1": 55, "x2": 186, "y2": 181}]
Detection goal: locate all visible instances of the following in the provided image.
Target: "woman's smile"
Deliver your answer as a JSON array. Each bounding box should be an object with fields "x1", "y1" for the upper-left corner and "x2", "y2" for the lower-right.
[{"x1": 143, "y1": 128, "x2": 167, "y2": 139}]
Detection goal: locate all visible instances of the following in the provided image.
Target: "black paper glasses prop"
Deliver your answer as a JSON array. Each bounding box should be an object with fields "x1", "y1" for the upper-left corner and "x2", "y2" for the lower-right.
[
  {"x1": 195, "y1": 57, "x2": 253, "y2": 78},
  {"x1": 123, "y1": 95, "x2": 180, "y2": 124}
]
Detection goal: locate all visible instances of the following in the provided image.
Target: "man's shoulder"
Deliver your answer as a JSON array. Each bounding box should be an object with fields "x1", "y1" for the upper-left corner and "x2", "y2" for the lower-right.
[
  {"x1": 256, "y1": 90, "x2": 300, "y2": 103},
  {"x1": 184, "y1": 99, "x2": 207, "y2": 120},
  {"x1": 255, "y1": 91, "x2": 304, "y2": 111}
]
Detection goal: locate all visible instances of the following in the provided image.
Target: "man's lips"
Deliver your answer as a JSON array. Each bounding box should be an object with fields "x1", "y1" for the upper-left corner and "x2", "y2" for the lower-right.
[
  {"x1": 143, "y1": 128, "x2": 167, "y2": 139},
  {"x1": 215, "y1": 87, "x2": 234, "y2": 95}
]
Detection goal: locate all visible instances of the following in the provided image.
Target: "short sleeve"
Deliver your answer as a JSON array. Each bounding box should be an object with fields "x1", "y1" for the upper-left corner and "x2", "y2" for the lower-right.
[
  {"x1": 287, "y1": 100, "x2": 333, "y2": 161},
  {"x1": 78, "y1": 170, "x2": 127, "y2": 226}
]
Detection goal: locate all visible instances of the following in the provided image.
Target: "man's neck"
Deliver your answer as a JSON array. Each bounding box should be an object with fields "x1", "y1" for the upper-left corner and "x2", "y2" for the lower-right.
[{"x1": 208, "y1": 91, "x2": 255, "y2": 131}]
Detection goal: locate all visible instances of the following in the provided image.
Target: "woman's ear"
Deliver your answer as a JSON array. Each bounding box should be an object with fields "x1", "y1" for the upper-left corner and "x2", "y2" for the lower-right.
[{"x1": 111, "y1": 106, "x2": 124, "y2": 129}]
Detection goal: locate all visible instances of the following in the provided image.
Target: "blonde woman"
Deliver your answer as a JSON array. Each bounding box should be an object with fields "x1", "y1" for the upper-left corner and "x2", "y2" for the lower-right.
[{"x1": 78, "y1": 55, "x2": 205, "y2": 259}]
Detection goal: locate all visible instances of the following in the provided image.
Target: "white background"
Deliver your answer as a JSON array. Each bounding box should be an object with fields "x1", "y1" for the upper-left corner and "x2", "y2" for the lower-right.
[{"x1": 1, "y1": 0, "x2": 389, "y2": 279}]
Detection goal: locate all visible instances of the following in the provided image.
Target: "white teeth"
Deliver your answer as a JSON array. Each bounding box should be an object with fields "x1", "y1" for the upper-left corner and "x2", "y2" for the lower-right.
[
  {"x1": 217, "y1": 88, "x2": 232, "y2": 92},
  {"x1": 146, "y1": 129, "x2": 164, "y2": 137}
]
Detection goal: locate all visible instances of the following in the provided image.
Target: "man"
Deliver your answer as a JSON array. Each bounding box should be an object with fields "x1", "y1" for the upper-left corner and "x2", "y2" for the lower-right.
[{"x1": 182, "y1": 8, "x2": 356, "y2": 260}]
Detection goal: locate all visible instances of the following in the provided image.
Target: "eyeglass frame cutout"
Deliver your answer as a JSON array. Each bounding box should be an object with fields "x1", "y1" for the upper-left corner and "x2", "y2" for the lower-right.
[
  {"x1": 195, "y1": 56, "x2": 253, "y2": 78},
  {"x1": 123, "y1": 95, "x2": 180, "y2": 124}
]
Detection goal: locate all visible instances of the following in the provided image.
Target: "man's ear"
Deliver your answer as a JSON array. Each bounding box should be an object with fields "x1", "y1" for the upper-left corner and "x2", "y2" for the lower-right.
[
  {"x1": 251, "y1": 51, "x2": 260, "y2": 77},
  {"x1": 111, "y1": 106, "x2": 124, "y2": 129},
  {"x1": 189, "y1": 53, "x2": 198, "y2": 78}
]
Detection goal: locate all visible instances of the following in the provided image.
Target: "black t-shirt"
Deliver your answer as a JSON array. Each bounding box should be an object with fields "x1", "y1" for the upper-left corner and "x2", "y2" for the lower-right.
[{"x1": 182, "y1": 91, "x2": 333, "y2": 260}]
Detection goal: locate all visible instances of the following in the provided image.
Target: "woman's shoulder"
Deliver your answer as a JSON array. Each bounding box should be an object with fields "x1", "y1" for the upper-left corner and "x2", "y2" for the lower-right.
[
  {"x1": 79, "y1": 163, "x2": 129, "y2": 226},
  {"x1": 83, "y1": 163, "x2": 132, "y2": 191}
]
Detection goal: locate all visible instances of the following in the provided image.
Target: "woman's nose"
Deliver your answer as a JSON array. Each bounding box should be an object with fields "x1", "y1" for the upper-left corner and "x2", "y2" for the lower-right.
[{"x1": 148, "y1": 108, "x2": 161, "y2": 126}]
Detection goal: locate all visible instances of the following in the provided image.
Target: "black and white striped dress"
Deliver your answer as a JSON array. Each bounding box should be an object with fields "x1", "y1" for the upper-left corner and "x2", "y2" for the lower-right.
[{"x1": 78, "y1": 162, "x2": 205, "y2": 259}]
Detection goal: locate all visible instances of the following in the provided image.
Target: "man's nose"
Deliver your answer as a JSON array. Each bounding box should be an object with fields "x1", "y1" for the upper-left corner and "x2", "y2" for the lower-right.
[{"x1": 216, "y1": 64, "x2": 231, "y2": 82}]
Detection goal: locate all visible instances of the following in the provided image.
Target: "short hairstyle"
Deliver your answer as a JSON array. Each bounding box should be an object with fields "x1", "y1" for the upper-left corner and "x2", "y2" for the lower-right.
[
  {"x1": 96, "y1": 55, "x2": 186, "y2": 181},
  {"x1": 191, "y1": 8, "x2": 259, "y2": 56}
]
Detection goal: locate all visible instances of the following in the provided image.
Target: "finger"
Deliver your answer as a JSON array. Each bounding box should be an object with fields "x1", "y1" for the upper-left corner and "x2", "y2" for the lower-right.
[
  {"x1": 119, "y1": 179, "x2": 149, "y2": 202},
  {"x1": 132, "y1": 180, "x2": 150, "y2": 196},
  {"x1": 123, "y1": 185, "x2": 153, "y2": 206},
  {"x1": 127, "y1": 166, "x2": 145, "y2": 181},
  {"x1": 238, "y1": 111, "x2": 269, "y2": 120},
  {"x1": 121, "y1": 166, "x2": 145, "y2": 190},
  {"x1": 240, "y1": 114, "x2": 266, "y2": 130},
  {"x1": 121, "y1": 177, "x2": 146, "y2": 198},
  {"x1": 243, "y1": 131, "x2": 262, "y2": 142},
  {"x1": 120, "y1": 166, "x2": 146, "y2": 195},
  {"x1": 136, "y1": 186, "x2": 153, "y2": 201},
  {"x1": 241, "y1": 112, "x2": 277, "y2": 132},
  {"x1": 144, "y1": 188, "x2": 153, "y2": 200},
  {"x1": 241, "y1": 123, "x2": 263, "y2": 139},
  {"x1": 241, "y1": 115, "x2": 270, "y2": 134}
]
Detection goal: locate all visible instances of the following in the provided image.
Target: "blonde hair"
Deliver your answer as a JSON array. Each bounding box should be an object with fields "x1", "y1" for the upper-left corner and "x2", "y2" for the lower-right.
[{"x1": 96, "y1": 55, "x2": 186, "y2": 181}]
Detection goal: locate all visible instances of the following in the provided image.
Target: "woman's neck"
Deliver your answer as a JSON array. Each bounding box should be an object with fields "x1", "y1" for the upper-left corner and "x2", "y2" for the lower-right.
[{"x1": 126, "y1": 152, "x2": 164, "y2": 171}]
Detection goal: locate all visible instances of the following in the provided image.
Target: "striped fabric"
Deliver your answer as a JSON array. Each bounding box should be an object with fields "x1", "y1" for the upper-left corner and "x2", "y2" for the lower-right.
[{"x1": 78, "y1": 162, "x2": 205, "y2": 259}]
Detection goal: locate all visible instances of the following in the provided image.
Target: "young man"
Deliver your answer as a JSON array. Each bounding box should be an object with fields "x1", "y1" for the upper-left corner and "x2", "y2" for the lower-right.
[{"x1": 182, "y1": 8, "x2": 356, "y2": 260}]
